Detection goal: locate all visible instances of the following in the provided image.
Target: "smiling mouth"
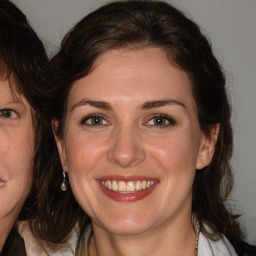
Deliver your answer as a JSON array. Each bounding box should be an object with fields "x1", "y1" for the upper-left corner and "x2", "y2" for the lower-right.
[{"x1": 100, "y1": 180, "x2": 156, "y2": 193}]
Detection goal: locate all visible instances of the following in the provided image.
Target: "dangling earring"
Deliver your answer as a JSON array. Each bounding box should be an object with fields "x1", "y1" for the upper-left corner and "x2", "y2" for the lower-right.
[{"x1": 61, "y1": 171, "x2": 68, "y2": 191}]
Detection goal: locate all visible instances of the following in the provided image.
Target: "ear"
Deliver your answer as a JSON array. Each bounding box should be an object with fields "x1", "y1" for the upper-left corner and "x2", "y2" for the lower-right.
[
  {"x1": 51, "y1": 118, "x2": 68, "y2": 172},
  {"x1": 196, "y1": 123, "x2": 220, "y2": 170}
]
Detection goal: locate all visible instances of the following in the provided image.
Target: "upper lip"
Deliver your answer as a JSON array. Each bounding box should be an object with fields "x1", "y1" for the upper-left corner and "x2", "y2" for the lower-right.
[
  {"x1": 0, "y1": 164, "x2": 9, "y2": 182},
  {"x1": 0, "y1": 170, "x2": 8, "y2": 183},
  {"x1": 0, "y1": 178, "x2": 6, "y2": 185},
  {"x1": 0, "y1": 178, "x2": 6, "y2": 183}
]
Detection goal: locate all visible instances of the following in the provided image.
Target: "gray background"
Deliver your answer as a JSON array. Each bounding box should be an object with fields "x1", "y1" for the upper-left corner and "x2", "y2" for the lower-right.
[{"x1": 12, "y1": 0, "x2": 256, "y2": 244}]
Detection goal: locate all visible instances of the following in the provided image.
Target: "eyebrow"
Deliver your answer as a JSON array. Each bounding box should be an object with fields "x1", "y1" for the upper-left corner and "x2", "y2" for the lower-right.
[
  {"x1": 9, "y1": 99, "x2": 23, "y2": 104},
  {"x1": 141, "y1": 99, "x2": 187, "y2": 110},
  {"x1": 71, "y1": 98, "x2": 186, "y2": 112},
  {"x1": 71, "y1": 100, "x2": 113, "y2": 111},
  {"x1": 0, "y1": 98, "x2": 25, "y2": 107}
]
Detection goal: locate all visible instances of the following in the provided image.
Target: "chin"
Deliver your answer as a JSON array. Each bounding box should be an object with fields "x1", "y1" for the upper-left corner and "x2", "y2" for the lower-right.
[{"x1": 95, "y1": 211, "x2": 157, "y2": 236}]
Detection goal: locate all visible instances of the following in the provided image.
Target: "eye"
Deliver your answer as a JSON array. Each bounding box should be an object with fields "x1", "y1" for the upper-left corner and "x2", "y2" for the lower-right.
[
  {"x1": 80, "y1": 114, "x2": 110, "y2": 127},
  {"x1": 145, "y1": 114, "x2": 176, "y2": 128},
  {"x1": 0, "y1": 109, "x2": 18, "y2": 119}
]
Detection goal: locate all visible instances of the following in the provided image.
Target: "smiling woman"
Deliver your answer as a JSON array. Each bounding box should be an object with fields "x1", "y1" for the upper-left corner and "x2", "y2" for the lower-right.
[
  {"x1": 30, "y1": 1, "x2": 245, "y2": 255},
  {"x1": 54, "y1": 47, "x2": 213, "y2": 241},
  {"x1": 0, "y1": 0, "x2": 48, "y2": 255},
  {"x1": 0, "y1": 80, "x2": 34, "y2": 251}
]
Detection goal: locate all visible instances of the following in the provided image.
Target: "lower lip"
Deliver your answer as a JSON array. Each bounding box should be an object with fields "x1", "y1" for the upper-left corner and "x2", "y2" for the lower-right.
[{"x1": 97, "y1": 181, "x2": 158, "y2": 202}]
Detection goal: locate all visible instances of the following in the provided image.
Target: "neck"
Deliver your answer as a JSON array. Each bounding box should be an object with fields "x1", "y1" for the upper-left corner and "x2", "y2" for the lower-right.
[{"x1": 90, "y1": 213, "x2": 196, "y2": 256}]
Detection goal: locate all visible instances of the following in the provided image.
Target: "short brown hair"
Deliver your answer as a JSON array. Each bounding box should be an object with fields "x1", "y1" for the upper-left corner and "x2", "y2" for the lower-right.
[{"x1": 0, "y1": 0, "x2": 49, "y2": 220}]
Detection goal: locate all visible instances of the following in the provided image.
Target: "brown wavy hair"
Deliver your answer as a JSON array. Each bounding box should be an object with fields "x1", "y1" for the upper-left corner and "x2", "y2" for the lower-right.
[
  {"x1": 31, "y1": 0, "x2": 243, "y2": 247},
  {"x1": 0, "y1": 0, "x2": 49, "y2": 221}
]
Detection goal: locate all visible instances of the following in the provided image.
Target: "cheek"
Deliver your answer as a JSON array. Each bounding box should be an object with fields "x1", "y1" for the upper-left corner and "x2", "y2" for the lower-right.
[
  {"x1": 14, "y1": 127, "x2": 34, "y2": 186},
  {"x1": 147, "y1": 133, "x2": 198, "y2": 209},
  {"x1": 64, "y1": 133, "x2": 107, "y2": 215},
  {"x1": 148, "y1": 132, "x2": 199, "y2": 171},
  {"x1": 65, "y1": 133, "x2": 107, "y2": 176},
  {"x1": 0, "y1": 128, "x2": 34, "y2": 218}
]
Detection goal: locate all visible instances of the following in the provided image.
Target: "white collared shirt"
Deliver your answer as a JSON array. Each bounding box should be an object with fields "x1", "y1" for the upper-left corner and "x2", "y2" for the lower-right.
[{"x1": 198, "y1": 232, "x2": 238, "y2": 256}]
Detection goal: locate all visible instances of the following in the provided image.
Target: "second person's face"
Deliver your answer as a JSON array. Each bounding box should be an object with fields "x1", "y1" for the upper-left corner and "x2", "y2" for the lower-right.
[
  {"x1": 55, "y1": 47, "x2": 216, "y2": 236},
  {"x1": 0, "y1": 80, "x2": 34, "y2": 231}
]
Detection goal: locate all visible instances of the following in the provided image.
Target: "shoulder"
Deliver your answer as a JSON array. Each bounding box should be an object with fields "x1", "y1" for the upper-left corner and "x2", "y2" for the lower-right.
[
  {"x1": 18, "y1": 221, "x2": 78, "y2": 256},
  {"x1": 198, "y1": 232, "x2": 238, "y2": 256}
]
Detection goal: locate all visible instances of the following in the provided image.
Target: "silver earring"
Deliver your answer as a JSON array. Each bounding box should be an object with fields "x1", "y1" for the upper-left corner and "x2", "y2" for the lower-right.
[{"x1": 61, "y1": 171, "x2": 68, "y2": 191}]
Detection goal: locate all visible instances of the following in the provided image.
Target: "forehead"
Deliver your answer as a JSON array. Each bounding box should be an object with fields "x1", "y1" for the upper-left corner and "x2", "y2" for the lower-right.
[
  {"x1": 70, "y1": 47, "x2": 193, "y2": 101},
  {"x1": 92, "y1": 47, "x2": 174, "y2": 73},
  {"x1": 0, "y1": 78, "x2": 24, "y2": 104},
  {"x1": 0, "y1": 68, "x2": 23, "y2": 93}
]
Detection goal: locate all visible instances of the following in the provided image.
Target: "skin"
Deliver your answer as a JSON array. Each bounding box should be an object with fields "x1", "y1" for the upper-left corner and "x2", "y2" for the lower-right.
[
  {"x1": 54, "y1": 47, "x2": 218, "y2": 256},
  {"x1": 0, "y1": 79, "x2": 34, "y2": 250}
]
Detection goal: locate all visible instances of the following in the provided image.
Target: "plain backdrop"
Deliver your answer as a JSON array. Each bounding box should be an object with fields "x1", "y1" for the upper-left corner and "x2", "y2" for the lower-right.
[{"x1": 12, "y1": 0, "x2": 256, "y2": 244}]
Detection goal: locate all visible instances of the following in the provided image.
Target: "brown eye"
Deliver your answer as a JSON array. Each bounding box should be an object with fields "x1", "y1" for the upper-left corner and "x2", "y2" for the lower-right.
[
  {"x1": 90, "y1": 116, "x2": 104, "y2": 125},
  {"x1": 0, "y1": 109, "x2": 18, "y2": 119},
  {"x1": 153, "y1": 116, "x2": 168, "y2": 126},
  {"x1": 80, "y1": 114, "x2": 110, "y2": 126},
  {"x1": 146, "y1": 114, "x2": 176, "y2": 128}
]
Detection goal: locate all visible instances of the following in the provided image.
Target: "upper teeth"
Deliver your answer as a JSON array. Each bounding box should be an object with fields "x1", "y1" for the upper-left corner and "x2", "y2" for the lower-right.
[
  {"x1": 0, "y1": 181, "x2": 5, "y2": 187},
  {"x1": 101, "y1": 180, "x2": 156, "y2": 193}
]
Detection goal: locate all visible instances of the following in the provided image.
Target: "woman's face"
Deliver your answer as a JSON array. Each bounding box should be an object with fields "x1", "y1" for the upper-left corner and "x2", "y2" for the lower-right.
[
  {"x1": 55, "y1": 48, "x2": 216, "y2": 236},
  {"x1": 0, "y1": 80, "x2": 34, "y2": 226}
]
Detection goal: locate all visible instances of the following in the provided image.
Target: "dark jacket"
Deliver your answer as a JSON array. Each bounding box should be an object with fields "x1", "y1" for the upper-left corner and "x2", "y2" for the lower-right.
[{"x1": 1, "y1": 228, "x2": 26, "y2": 256}]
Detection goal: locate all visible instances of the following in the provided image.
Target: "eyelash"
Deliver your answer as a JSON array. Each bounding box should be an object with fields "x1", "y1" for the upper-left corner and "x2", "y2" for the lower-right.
[
  {"x1": 145, "y1": 114, "x2": 176, "y2": 128},
  {"x1": 80, "y1": 113, "x2": 176, "y2": 128},
  {"x1": 0, "y1": 109, "x2": 18, "y2": 119},
  {"x1": 80, "y1": 114, "x2": 111, "y2": 127}
]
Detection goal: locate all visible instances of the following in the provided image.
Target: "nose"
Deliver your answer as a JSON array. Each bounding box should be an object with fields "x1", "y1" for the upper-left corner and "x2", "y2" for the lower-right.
[{"x1": 107, "y1": 126, "x2": 146, "y2": 168}]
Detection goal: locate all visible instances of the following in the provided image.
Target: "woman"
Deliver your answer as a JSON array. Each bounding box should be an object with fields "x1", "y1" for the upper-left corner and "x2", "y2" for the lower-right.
[
  {"x1": 0, "y1": 0, "x2": 49, "y2": 254},
  {"x1": 32, "y1": 1, "x2": 244, "y2": 255}
]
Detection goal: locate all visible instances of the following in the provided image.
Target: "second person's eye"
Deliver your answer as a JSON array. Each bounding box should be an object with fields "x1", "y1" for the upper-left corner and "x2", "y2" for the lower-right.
[{"x1": 0, "y1": 109, "x2": 18, "y2": 119}]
